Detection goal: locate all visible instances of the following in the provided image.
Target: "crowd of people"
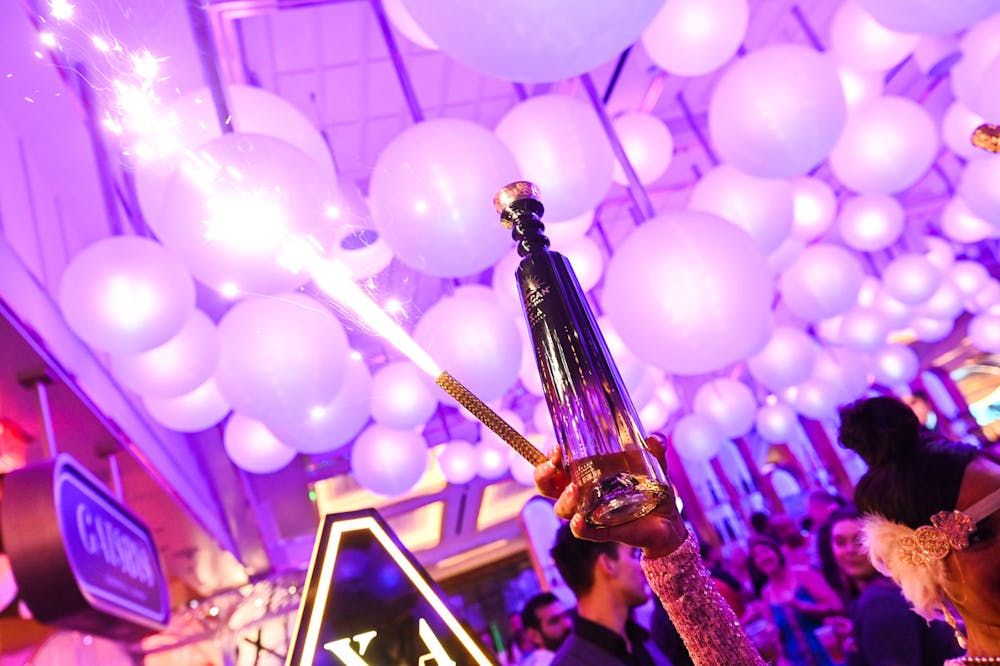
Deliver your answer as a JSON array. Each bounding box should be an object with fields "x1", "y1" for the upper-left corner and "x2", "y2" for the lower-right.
[{"x1": 498, "y1": 395, "x2": 999, "y2": 666}]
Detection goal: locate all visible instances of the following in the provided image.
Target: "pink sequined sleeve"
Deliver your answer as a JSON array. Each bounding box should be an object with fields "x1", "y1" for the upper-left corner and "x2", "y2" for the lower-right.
[{"x1": 642, "y1": 533, "x2": 765, "y2": 666}]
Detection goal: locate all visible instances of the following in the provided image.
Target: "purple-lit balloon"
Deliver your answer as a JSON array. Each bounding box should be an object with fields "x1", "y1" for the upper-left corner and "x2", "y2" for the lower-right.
[
  {"x1": 58, "y1": 236, "x2": 196, "y2": 354},
  {"x1": 143, "y1": 377, "x2": 231, "y2": 433},
  {"x1": 603, "y1": 211, "x2": 774, "y2": 375},
  {"x1": 688, "y1": 164, "x2": 794, "y2": 253},
  {"x1": 857, "y1": 0, "x2": 1000, "y2": 34},
  {"x1": 958, "y1": 156, "x2": 1000, "y2": 224},
  {"x1": 950, "y1": 13, "x2": 1000, "y2": 116},
  {"x1": 837, "y1": 66, "x2": 885, "y2": 111},
  {"x1": 382, "y1": 0, "x2": 438, "y2": 49},
  {"x1": 369, "y1": 119, "x2": 518, "y2": 277},
  {"x1": 110, "y1": 309, "x2": 219, "y2": 397},
  {"x1": 438, "y1": 441, "x2": 478, "y2": 485},
  {"x1": 942, "y1": 102, "x2": 989, "y2": 161},
  {"x1": 779, "y1": 244, "x2": 864, "y2": 322},
  {"x1": 911, "y1": 317, "x2": 955, "y2": 343},
  {"x1": 968, "y1": 279, "x2": 1000, "y2": 314},
  {"x1": 950, "y1": 260, "x2": 991, "y2": 297},
  {"x1": 882, "y1": 254, "x2": 943, "y2": 306},
  {"x1": 351, "y1": 424, "x2": 428, "y2": 496},
  {"x1": 789, "y1": 378, "x2": 840, "y2": 420},
  {"x1": 610, "y1": 112, "x2": 674, "y2": 185},
  {"x1": 790, "y1": 177, "x2": 839, "y2": 242},
  {"x1": 370, "y1": 361, "x2": 438, "y2": 430},
  {"x1": 672, "y1": 414, "x2": 725, "y2": 462},
  {"x1": 838, "y1": 307, "x2": 889, "y2": 352},
  {"x1": 709, "y1": 44, "x2": 847, "y2": 178},
  {"x1": 940, "y1": 196, "x2": 997, "y2": 244},
  {"x1": 476, "y1": 441, "x2": 512, "y2": 481},
  {"x1": 223, "y1": 413, "x2": 297, "y2": 475},
  {"x1": 837, "y1": 194, "x2": 905, "y2": 252},
  {"x1": 748, "y1": 326, "x2": 821, "y2": 391},
  {"x1": 830, "y1": 1, "x2": 919, "y2": 73},
  {"x1": 640, "y1": 0, "x2": 749, "y2": 76},
  {"x1": 561, "y1": 236, "x2": 605, "y2": 293},
  {"x1": 268, "y1": 355, "x2": 373, "y2": 454},
  {"x1": 755, "y1": 403, "x2": 799, "y2": 443},
  {"x1": 693, "y1": 379, "x2": 758, "y2": 438},
  {"x1": 215, "y1": 294, "x2": 349, "y2": 424},
  {"x1": 969, "y1": 313, "x2": 1000, "y2": 353},
  {"x1": 872, "y1": 343, "x2": 919, "y2": 386},
  {"x1": 915, "y1": 280, "x2": 965, "y2": 322},
  {"x1": 400, "y1": 0, "x2": 663, "y2": 82},
  {"x1": 812, "y1": 346, "x2": 872, "y2": 403},
  {"x1": 829, "y1": 96, "x2": 938, "y2": 194},
  {"x1": 546, "y1": 209, "x2": 596, "y2": 246},
  {"x1": 496, "y1": 95, "x2": 614, "y2": 222}
]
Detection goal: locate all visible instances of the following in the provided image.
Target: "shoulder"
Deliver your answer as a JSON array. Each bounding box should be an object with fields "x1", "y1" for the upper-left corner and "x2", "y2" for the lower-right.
[
  {"x1": 856, "y1": 580, "x2": 909, "y2": 614},
  {"x1": 551, "y1": 635, "x2": 619, "y2": 666}
]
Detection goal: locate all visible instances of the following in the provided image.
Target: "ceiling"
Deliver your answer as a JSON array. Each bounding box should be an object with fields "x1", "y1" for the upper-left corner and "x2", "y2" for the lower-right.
[{"x1": 2, "y1": 0, "x2": 1000, "y2": 652}]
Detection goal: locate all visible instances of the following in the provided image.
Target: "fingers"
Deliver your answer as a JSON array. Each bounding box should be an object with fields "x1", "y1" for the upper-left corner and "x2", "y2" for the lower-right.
[
  {"x1": 553, "y1": 482, "x2": 578, "y2": 520},
  {"x1": 645, "y1": 432, "x2": 667, "y2": 466},
  {"x1": 533, "y1": 446, "x2": 568, "y2": 499}
]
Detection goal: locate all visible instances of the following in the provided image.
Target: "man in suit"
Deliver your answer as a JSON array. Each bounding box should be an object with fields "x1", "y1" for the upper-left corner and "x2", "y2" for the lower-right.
[{"x1": 548, "y1": 523, "x2": 672, "y2": 665}]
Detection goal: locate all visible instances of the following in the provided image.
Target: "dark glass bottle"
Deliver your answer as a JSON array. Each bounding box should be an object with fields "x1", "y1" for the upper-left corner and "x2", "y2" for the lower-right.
[{"x1": 495, "y1": 181, "x2": 670, "y2": 527}]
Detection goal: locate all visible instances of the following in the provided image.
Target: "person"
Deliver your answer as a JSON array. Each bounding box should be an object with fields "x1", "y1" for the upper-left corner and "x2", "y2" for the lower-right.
[
  {"x1": 807, "y1": 491, "x2": 847, "y2": 568},
  {"x1": 837, "y1": 396, "x2": 1000, "y2": 665},
  {"x1": 901, "y1": 390, "x2": 936, "y2": 430},
  {"x1": 548, "y1": 522, "x2": 671, "y2": 665},
  {"x1": 535, "y1": 439, "x2": 764, "y2": 665},
  {"x1": 745, "y1": 537, "x2": 843, "y2": 666},
  {"x1": 817, "y1": 504, "x2": 961, "y2": 666},
  {"x1": 518, "y1": 592, "x2": 572, "y2": 666}
]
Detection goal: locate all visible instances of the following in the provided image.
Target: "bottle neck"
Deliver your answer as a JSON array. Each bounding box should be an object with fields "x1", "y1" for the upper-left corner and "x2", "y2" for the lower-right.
[{"x1": 504, "y1": 200, "x2": 551, "y2": 257}]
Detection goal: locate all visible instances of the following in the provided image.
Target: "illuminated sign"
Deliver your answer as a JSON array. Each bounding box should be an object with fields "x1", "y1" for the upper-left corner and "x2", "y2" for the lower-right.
[
  {"x1": 287, "y1": 509, "x2": 496, "y2": 665},
  {"x1": 0, "y1": 454, "x2": 169, "y2": 641}
]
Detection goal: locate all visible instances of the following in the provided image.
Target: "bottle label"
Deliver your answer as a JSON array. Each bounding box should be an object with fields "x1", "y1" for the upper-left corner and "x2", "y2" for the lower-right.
[{"x1": 522, "y1": 279, "x2": 552, "y2": 327}]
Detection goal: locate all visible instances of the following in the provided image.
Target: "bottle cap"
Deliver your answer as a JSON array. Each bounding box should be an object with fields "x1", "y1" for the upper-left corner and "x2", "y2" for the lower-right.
[
  {"x1": 972, "y1": 123, "x2": 1000, "y2": 154},
  {"x1": 494, "y1": 181, "x2": 542, "y2": 220}
]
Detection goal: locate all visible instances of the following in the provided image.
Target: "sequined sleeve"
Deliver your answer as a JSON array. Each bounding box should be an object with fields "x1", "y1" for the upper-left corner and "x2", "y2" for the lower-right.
[{"x1": 642, "y1": 533, "x2": 765, "y2": 666}]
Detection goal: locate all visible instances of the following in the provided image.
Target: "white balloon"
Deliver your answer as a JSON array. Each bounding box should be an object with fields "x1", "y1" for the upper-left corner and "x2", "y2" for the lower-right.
[
  {"x1": 510, "y1": 445, "x2": 541, "y2": 486},
  {"x1": 913, "y1": 34, "x2": 962, "y2": 77},
  {"x1": 688, "y1": 164, "x2": 794, "y2": 253},
  {"x1": 779, "y1": 244, "x2": 864, "y2": 321},
  {"x1": 830, "y1": 1, "x2": 919, "y2": 73},
  {"x1": 837, "y1": 194, "x2": 905, "y2": 252},
  {"x1": 958, "y1": 156, "x2": 1000, "y2": 224},
  {"x1": 915, "y1": 280, "x2": 965, "y2": 322},
  {"x1": 882, "y1": 254, "x2": 943, "y2": 306},
  {"x1": 382, "y1": 0, "x2": 438, "y2": 49},
  {"x1": 871, "y1": 285, "x2": 914, "y2": 329},
  {"x1": 856, "y1": 0, "x2": 1000, "y2": 34},
  {"x1": 790, "y1": 177, "x2": 839, "y2": 242},
  {"x1": 223, "y1": 413, "x2": 297, "y2": 475},
  {"x1": 400, "y1": 0, "x2": 663, "y2": 82},
  {"x1": 693, "y1": 379, "x2": 757, "y2": 438},
  {"x1": 110, "y1": 310, "x2": 219, "y2": 397},
  {"x1": 911, "y1": 317, "x2": 955, "y2": 343},
  {"x1": 951, "y1": 13, "x2": 1000, "y2": 116},
  {"x1": 58, "y1": 236, "x2": 196, "y2": 354},
  {"x1": 370, "y1": 361, "x2": 438, "y2": 430},
  {"x1": 872, "y1": 344, "x2": 919, "y2": 386},
  {"x1": 476, "y1": 441, "x2": 511, "y2": 481},
  {"x1": 969, "y1": 279, "x2": 1000, "y2": 314},
  {"x1": 768, "y1": 237, "x2": 807, "y2": 275},
  {"x1": 610, "y1": 113, "x2": 674, "y2": 185},
  {"x1": 748, "y1": 326, "x2": 821, "y2": 391},
  {"x1": 545, "y1": 209, "x2": 595, "y2": 246},
  {"x1": 969, "y1": 313, "x2": 1000, "y2": 352},
  {"x1": 268, "y1": 355, "x2": 373, "y2": 454},
  {"x1": 949, "y1": 260, "x2": 991, "y2": 297},
  {"x1": 640, "y1": 0, "x2": 749, "y2": 76},
  {"x1": 351, "y1": 425, "x2": 428, "y2": 496},
  {"x1": 942, "y1": 102, "x2": 989, "y2": 161},
  {"x1": 438, "y1": 440, "x2": 478, "y2": 485},
  {"x1": 495, "y1": 95, "x2": 614, "y2": 222},
  {"x1": 837, "y1": 65, "x2": 885, "y2": 111},
  {"x1": 143, "y1": 377, "x2": 231, "y2": 432},
  {"x1": 561, "y1": 236, "x2": 605, "y2": 293},
  {"x1": 755, "y1": 403, "x2": 799, "y2": 443},
  {"x1": 709, "y1": 44, "x2": 847, "y2": 178},
  {"x1": 812, "y1": 346, "x2": 872, "y2": 403},
  {"x1": 923, "y1": 236, "x2": 956, "y2": 271},
  {"x1": 671, "y1": 414, "x2": 725, "y2": 461},
  {"x1": 492, "y1": 249, "x2": 527, "y2": 316},
  {"x1": 838, "y1": 307, "x2": 889, "y2": 352},
  {"x1": 940, "y1": 196, "x2": 997, "y2": 244},
  {"x1": 828, "y1": 96, "x2": 938, "y2": 194}
]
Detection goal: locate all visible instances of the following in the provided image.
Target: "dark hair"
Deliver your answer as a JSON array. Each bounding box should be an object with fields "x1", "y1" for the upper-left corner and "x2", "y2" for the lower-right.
[
  {"x1": 520, "y1": 592, "x2": 560, "y2": 632},
  {"x1": 817, "y1": 504, "x2": 865, "y2": 604},
  {"x1": 746, "y1": 537, "x2": 784, "y2": 597},
  {"x1": 750, "y1": 511, "x2": 771, "y2": 535},
  {"x1": 838, "y1": 396, "x2": 981, "y2": 528},
  {"x1": 550, "y1": 523, "x2": 618, "y2": 596}
]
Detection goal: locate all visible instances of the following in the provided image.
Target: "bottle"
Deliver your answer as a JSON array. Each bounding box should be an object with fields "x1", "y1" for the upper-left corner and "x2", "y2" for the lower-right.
[{"x1": 495, "y1": 181, "x2": 670, "y2": 527}]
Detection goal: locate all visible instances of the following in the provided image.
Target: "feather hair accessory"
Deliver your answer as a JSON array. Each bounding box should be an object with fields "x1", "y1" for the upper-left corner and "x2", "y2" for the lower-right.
[{"x1": 862, "y1": 514, "x2": 947, "y2": 621}]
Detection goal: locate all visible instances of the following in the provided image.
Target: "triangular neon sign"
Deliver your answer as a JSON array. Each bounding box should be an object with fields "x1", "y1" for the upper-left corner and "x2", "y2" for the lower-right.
[{"x1": 287, "y1": 509, "x2": 496, "y2": 665}]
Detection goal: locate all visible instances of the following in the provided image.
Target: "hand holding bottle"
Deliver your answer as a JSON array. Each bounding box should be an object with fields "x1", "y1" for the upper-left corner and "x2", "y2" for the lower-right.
[{"x1": 534, "y1": 434, "x2": 688, "y2": 559}]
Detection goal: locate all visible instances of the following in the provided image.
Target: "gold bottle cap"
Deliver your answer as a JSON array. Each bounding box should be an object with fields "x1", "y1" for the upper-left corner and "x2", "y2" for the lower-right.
[
  {"x1": 494, "y1": 181, "x2": 542, "y2": 215},
  {"x1": 972, "y1": 123, "x2": 1000, "y2": 153}
]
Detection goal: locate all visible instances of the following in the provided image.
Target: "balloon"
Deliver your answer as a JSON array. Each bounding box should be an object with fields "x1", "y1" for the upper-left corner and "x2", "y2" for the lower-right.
[
  {"x1": 789, "y1": 378, "x2": 841, "y2": 420},
  {"x1": 779, "y1": 244, "x2": 864, "y2": 321},
  {"x1": 610, "y1": 113, "x2": 674, "y2": 185},
  {"x1": 969, "y1": 279, "x2": 1000, "y2": 314},
  {"x1": 693, "y1": 379, "x2": 757, "y2": 438},
  {"x1": 748, "y1": 326, "x2": 821, "y2": 391},
  {"x1": 382, "y1": 0, "x2": 438, "y2": 49},
  {"x1": 640, "y1": 0, "x2": 749, "y2": 76},
  {"x1": 812, "y1": 347, "x2": 872, "y2": 403},
  {"x1": 837, "y1": 194, "x2": 904, "y2": 252},
  {"x1": 940, "y1": 196, "x2": 997, "y2": 244},
  {"x1": 950, "y1": 13, "x2": 1000, "y2": 116},
  {"x1": 828, "y1": 96, "x2": 938, "y2": 194},
  {"x1": 837, "y1": 66, "x2": 885, "y2": 110},
  {"x1": 603, "y1": 211, "x2": 773, "y2": 375},
  {"x1": 510, "y1": 444, "x2": 541, "y2": 486},
  {"x1": 709, "y1": 44, "x2": 847, "y2": 178},
  {"x1": 882, "y1": 254, "x2": 942, "y2": 306},
  {"x1": 399, "y1": 0, "x2": 663, "y2": 82},
  {"x1": 923, "y1": 236, "x2": 956, "y2": 271},
  {"x1": 223, "y1": 413, "x2": 297, "y2": 475},
  {"x1": 495, "y1": 95, "x2": 614, "y2": 222},
  {"x1": 950, "y1": 260, "x2": 991, "y2": 297},
  {"x1": 370, "y1": 361, "x2": 438, "y2": 430},
  {"x1": 830, "y1": 1, "x2": 919, "y2": 73},
  {"x1": 871, "y1": 284, "x2": 914, "y2": 329},
  {"x1": 546, "y1": 209, "x2": 595, "y2": 246},
  {"x1": 133, "y1": 84, "x2": 337, "y2": 227},
  {"x1": 476, "y1": 441, "x2": 511, "y2": 481},
  {"x1": 856, "y1": 0, "x2": 1000, "y2": 34},
  {"x1": 350, "y1": 424, "x2": 428, "y2": 496},
  {"x1": 561, "y1": 236, "x2": 605, "y2": 293},
  {"x1": 790, "y1": 177, "x2": 838, "y2": 242},
  {"x1": 110, "y1": 309, "x2": 219, "y2": 397},
  {"x1": 913, "y1": 35, "x2": 962, "y2": 77},
  {"x1": 942, "y1": 102, "x2": 989, "y2": 161},
  {"x1": 958, "y1": 156, "x2": 1000, "y2": 225},
  {"x1": 369, "y1": 119, "x2": 518, "y2": 277},
  {"x1": 755, "y1": 403, "x2": 799, "y2": 443},
  {"x1": 768, "y1": 237, "x2": 807, "y2": 275},
  {"x1": 838, "y1": 307, "x2": 889, "y2": 352},
  {"x1": 911, "y1": 317, "x2": 955, "y2": 343},
  {"x1": 154, "y1": 133, "x2": 335, "y2": 295},
  {"x1": 58, "y1": 236, "x2": 196, "y2": 354},
  {"x1": 438, "y1": 441, "x2": 478, "y2": 485},
  {"x1": 872, "y1": 344, "x2": 919, "y2": 386},
  {"x1": 516, "y1": 323, "x2": 545, "y2": 397},
  {"x1": 915, "y1": 280, "x2": 965, "y2": 322},
  {"x1": 143, "y1": 377, "x2": 231, "y2": 432},
  {"x1": 492, "y1": 249, "x2": 527, "y2": 315},
  {"x1": 671, "y1": 414, "x2": 725, "y2": 462},
  {"x1": 268, "y1": 355, "x2": 373, "y2": 454},
  {"x1": 215, "y1": 294, "x2": 349, "y2": 424},
  {"x1": 328, "y1": 226, "x2": 394, "y2": 282},
  {"x1": 969, "y1": 313, "x2": 1000, "y2": 353},
  {"x1": 639, "y1": 396, "x2": 675, "y2": 431},
  {"x1": 414, "y1": 291, "x2": 522, "y2": 402},
  {"x1": 688, "y1": 164, "x2": 794, "y2": 253}
]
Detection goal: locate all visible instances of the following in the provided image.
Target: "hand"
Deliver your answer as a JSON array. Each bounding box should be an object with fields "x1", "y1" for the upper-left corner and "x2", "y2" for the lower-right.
[{"x1": 533, "y1": 434, "x2": 688, "y2": 559}]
